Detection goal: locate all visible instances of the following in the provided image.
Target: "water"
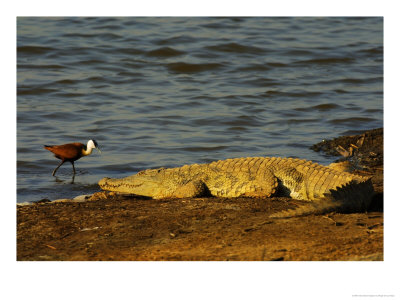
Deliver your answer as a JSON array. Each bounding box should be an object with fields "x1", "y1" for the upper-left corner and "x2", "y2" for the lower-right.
[{"x1": 17, "y1": 17, "x2": 383, "y2": 203}]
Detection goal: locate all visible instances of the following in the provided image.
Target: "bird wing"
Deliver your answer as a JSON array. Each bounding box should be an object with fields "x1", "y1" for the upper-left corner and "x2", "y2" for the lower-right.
[{"x1": 45, "y1": 143, "x2": 84, "y2": 160}]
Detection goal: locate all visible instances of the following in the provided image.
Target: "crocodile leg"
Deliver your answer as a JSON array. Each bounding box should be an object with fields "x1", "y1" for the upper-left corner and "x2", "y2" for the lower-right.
[
  {"x1": 165, "y1": 180, "x2": 209, "y2": 199},
  {"x1": 274, "y1": 167, "x2": 308, "y2": 200}
]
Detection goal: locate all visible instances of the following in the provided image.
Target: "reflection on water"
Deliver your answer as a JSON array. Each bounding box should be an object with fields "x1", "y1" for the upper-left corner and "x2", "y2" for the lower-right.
[{"x1": 17, "y1": 17, "x2": 383, "y2": 202}]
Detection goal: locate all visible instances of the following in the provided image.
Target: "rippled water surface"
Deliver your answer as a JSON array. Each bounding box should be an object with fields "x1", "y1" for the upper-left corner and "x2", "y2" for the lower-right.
[{"x1": 17, "y1": 17, "x2": 383, "y2": 203}]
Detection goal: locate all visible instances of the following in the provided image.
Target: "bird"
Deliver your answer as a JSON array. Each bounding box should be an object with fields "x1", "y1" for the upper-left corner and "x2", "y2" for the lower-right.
[{"x1": 44, "y1": 139, "x2": 101, "y2": 177}]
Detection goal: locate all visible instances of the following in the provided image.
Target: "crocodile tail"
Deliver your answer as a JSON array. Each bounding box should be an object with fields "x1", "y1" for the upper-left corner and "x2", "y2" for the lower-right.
[
  {"x1": 330, "y1": 178, "x2": 374, "y2": 212},
  {"x1": 269, "y1": 199, "x2": 341, "y2": 219},
  {"x1": 269, "y1": 179, "x2": 374, "y2": 219}
]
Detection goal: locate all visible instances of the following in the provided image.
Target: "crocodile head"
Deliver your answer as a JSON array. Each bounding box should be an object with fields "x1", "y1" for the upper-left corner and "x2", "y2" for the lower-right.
[{"x1": 98, "y1": 167, "x2": 171, "y2": 198}]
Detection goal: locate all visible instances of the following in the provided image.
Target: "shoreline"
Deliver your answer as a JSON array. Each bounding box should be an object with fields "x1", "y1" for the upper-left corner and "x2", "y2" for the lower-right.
[{"x1": 17, "y1": 128, "x2": 383, "y2": 261}]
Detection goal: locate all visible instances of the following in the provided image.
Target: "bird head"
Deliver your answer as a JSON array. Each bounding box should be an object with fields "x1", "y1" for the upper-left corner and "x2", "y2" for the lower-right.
[{"x1": 88, "y1": 139, "x2": 101, "y2": 153}]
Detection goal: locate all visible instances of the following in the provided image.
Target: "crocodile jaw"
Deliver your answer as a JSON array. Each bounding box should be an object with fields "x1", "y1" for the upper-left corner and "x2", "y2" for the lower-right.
[{"x1": 98, "y1": 174, "x2": 162, "y2": 197}]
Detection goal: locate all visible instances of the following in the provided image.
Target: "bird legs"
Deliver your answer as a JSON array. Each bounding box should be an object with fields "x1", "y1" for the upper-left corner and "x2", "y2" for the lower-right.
[
  {"x1": 71, "y1": 161, "x2": 76, "y2": 175},
  {"x1": 52, "y1": 159, "x2": 65, "y2": 176},
  {"x1": 52, "y1": 160, "x2": 76, "y2": 176}
]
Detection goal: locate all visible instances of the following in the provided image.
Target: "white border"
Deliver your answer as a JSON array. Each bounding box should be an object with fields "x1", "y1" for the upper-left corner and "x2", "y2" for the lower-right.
[{"x1": 3, "y1": 1, "x2": 399, "y2": 299}]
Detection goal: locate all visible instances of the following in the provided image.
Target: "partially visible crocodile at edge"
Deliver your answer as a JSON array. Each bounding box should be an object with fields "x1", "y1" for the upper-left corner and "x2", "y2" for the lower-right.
[{"x1": 98, "y1": 156, "x2": 374, "y2": 218}]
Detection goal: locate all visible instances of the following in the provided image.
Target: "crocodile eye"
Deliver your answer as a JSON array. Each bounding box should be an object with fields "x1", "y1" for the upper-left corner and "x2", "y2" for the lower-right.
[{"x1": 157, "y1": 167, "x2": 166, "y2": 173}]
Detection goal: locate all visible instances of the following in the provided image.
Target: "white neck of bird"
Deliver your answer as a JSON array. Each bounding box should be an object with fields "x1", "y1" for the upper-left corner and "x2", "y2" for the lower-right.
[
  {"x1": 82, "y1": 147, "x2": 94, "y2": 156},
  {"x1": 82, "y1": 141, "x2": 96, "y2": 156}
]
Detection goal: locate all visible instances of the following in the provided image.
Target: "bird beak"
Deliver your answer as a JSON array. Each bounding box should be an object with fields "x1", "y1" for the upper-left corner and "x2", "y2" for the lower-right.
[{"x1": 97, "y1": 147, "x2": 102, "y2": 154}]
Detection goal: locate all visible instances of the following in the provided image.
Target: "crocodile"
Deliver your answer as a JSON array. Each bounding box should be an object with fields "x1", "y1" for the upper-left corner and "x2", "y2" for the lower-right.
[{"x1": 98, "y1": 156, "x2": 374, "y2": 217}]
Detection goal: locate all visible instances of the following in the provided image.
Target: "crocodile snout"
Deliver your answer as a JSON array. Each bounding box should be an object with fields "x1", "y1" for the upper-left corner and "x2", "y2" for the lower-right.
[{"x1": 98, "y1": 177, "x2": 110, "y2": 186}]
